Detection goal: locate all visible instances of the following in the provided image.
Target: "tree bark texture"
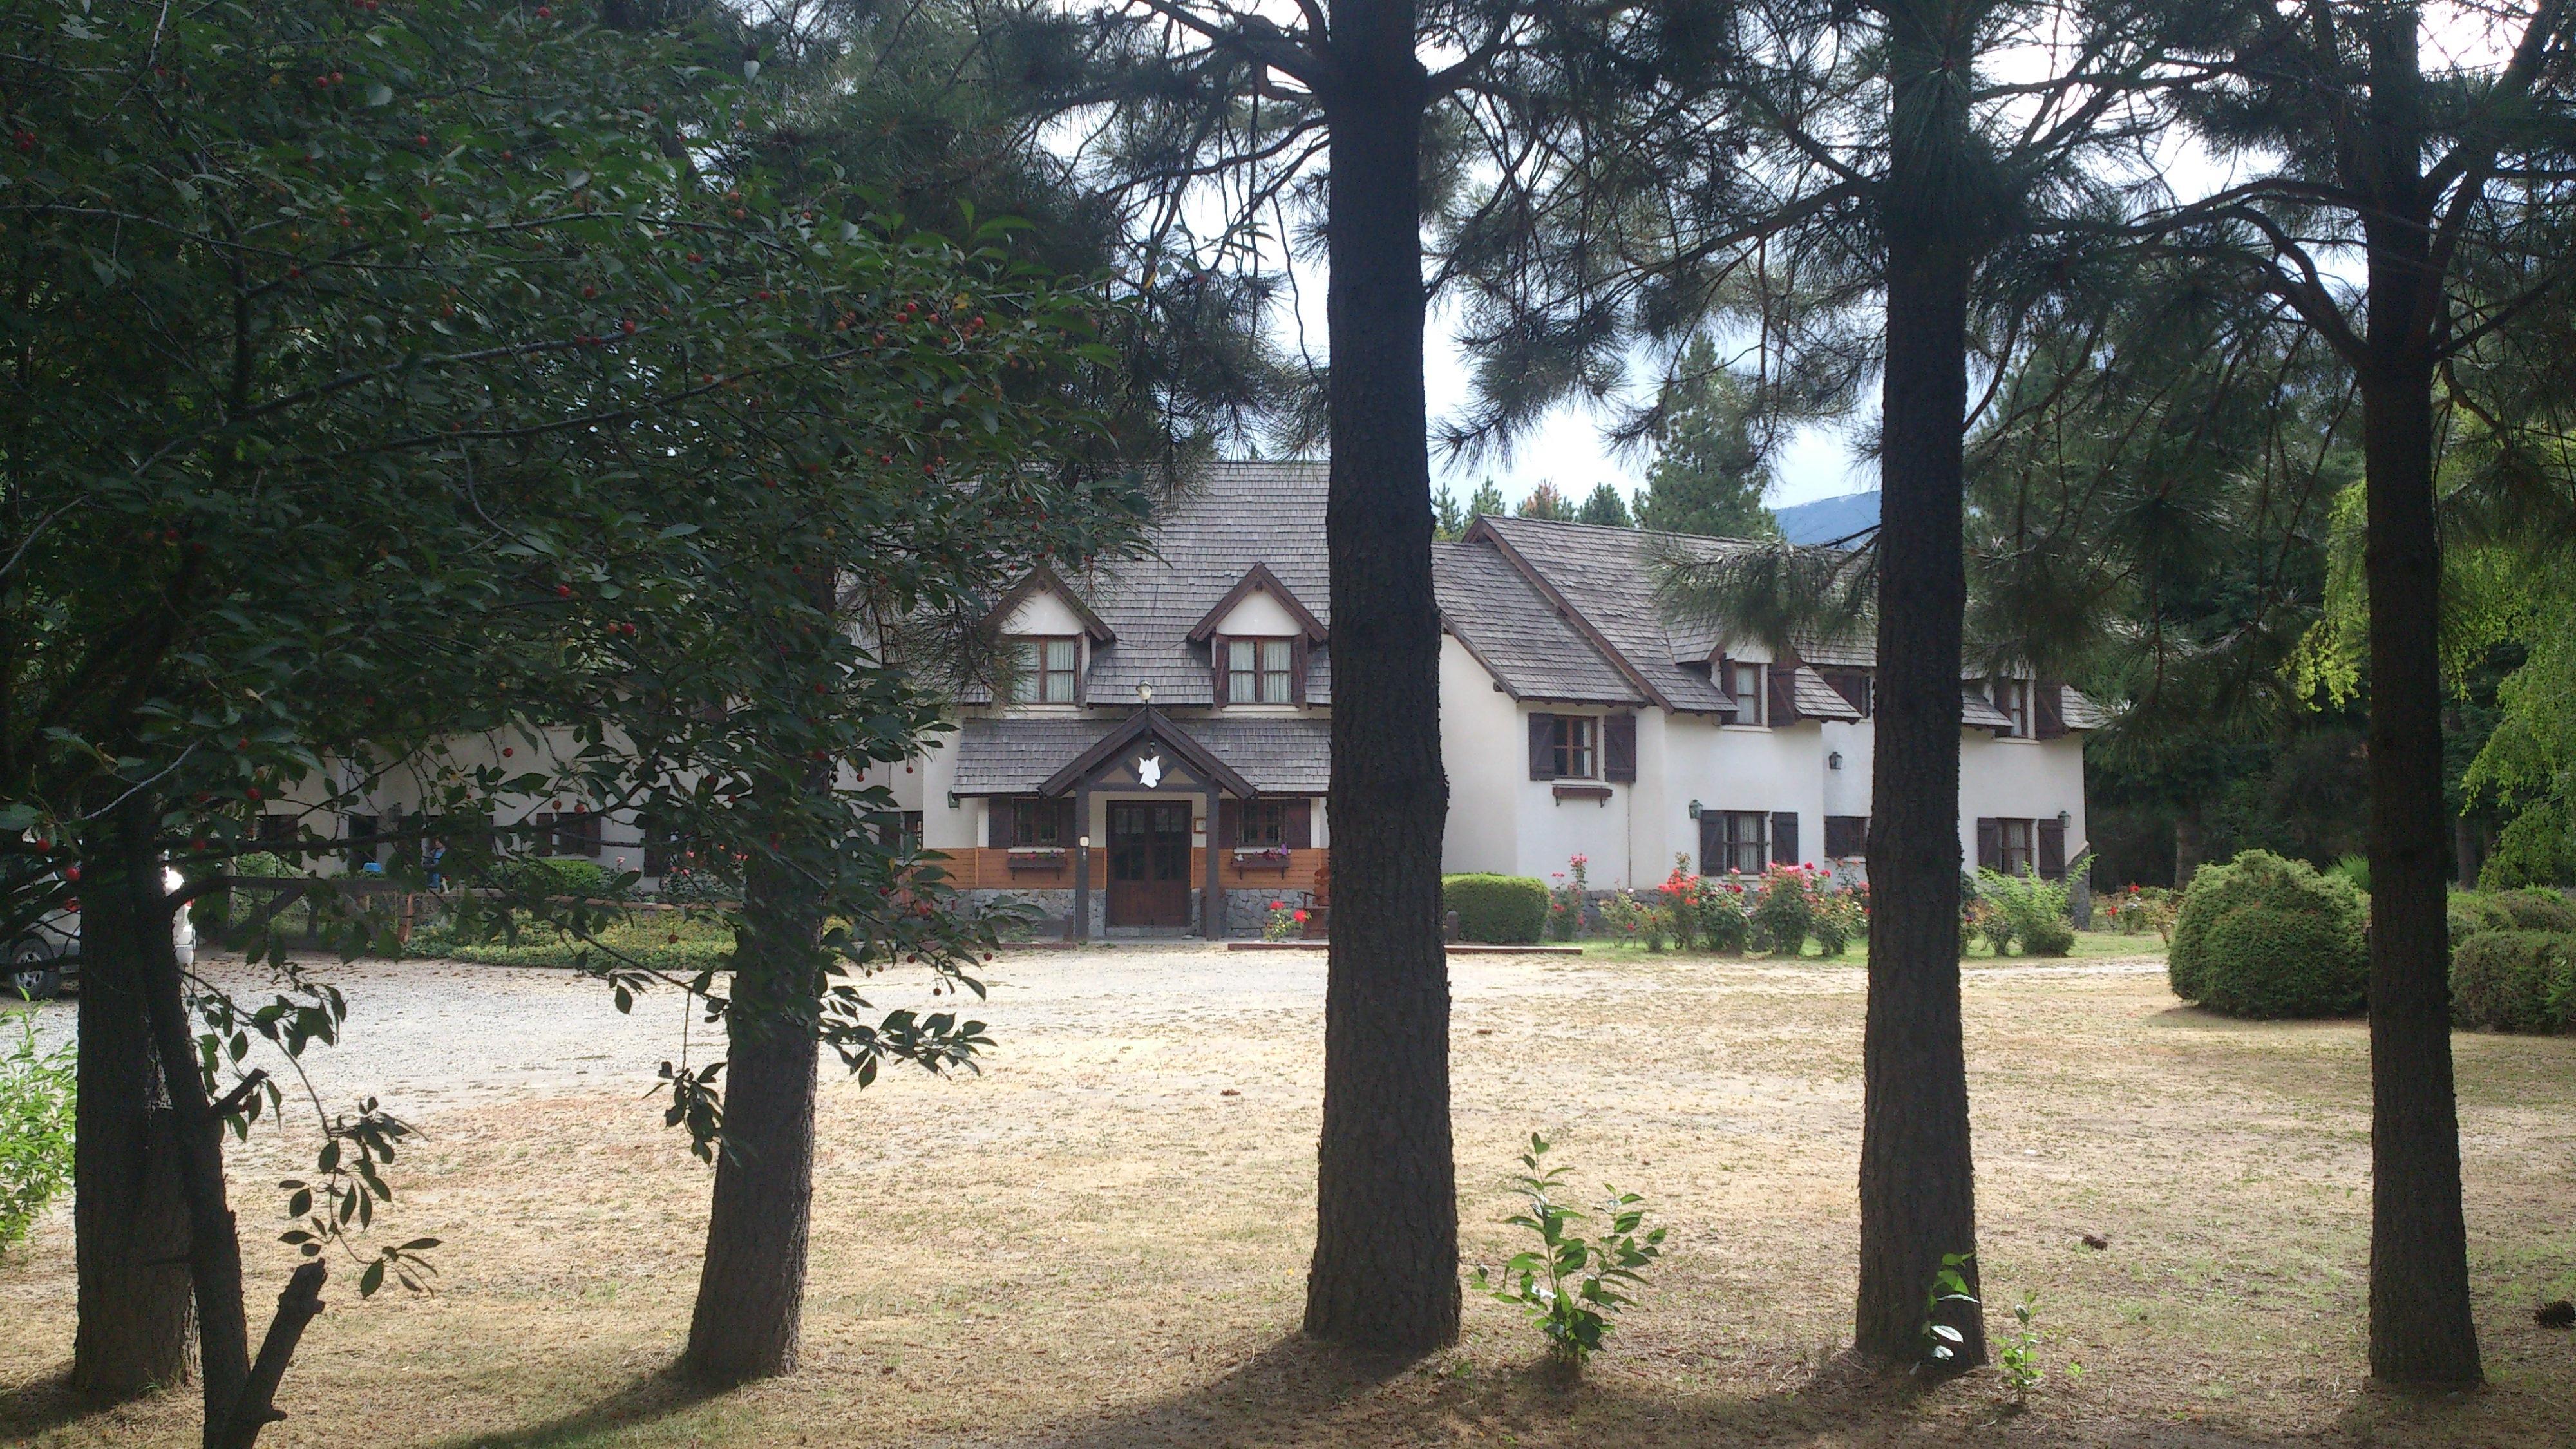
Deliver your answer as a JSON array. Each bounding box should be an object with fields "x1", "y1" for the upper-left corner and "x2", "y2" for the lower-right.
[
  {"x1": 1853, "y1": 0, "x2": 1985, "y2": 1368},
  {"x1": 118, "y1": 795, "x2": 257, "y2": 1448},
  {"x1": 1303, "y1": 0, "x2": 1459, "y2": 1354},
  {"x1": 72, "y1": 841, "x2": 196, "y2": 1397},
  {"x1": 2357, "y1": 10, "x2": 2479, "y2": 1383},
  {"x1": 681, "y1": 847, "x2": 821, "y2": 1384}
]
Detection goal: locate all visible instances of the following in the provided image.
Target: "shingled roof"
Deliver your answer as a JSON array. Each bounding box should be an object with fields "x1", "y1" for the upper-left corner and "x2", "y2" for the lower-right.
[
  {"x1": 1074, "y1": 460, "x2": 1332, "y2": 708},
  {"x1": 1467, "y1": 516, "x2": 1739, "y2": 713},
  {"x1": 1455, "y1": 515, "x2": 2109, "y2": 730},
  {"x1": 965, "y1": 462, "x2": 2108, "y2": 732},
  {"x1": 1430, "y1": 543, "x2": 1643, "y2": 705}
]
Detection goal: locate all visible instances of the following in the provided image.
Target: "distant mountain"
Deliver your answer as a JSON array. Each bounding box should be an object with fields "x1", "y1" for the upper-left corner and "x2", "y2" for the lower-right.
[{"x1": 1774, "y1": 489, "x2": 1879, "y2": 546}]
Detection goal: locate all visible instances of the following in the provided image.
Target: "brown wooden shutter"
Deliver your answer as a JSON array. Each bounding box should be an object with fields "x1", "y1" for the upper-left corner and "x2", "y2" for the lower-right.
[
  {"x1": 1768, "y1": 667, "x2": 1801, "y2": 724},
  {"x1": 2034, "y1": 679, "x2": 2068, "y2": 739},
  {"x1": 1770, "y1": 812, "x2": 1799, "y2": 866},
  {"x1": 1217, "y1": 798, "x2": 1242, "y2": 848},
  {"x1": 1290, "y1": 636, "x2": 1310, "y2": 705},
  {"x1": 1602, "y1": 713, "x2": 1637, "y2": 782},
  {"x1": 1717, "y1": 656, "x2": 1736, "y2": 715},
  {"x1": 989, "y1": 799, "x2": 1013, "y2": 848},
  {"x1": 1528, "y1": 713, "x2": 1558, "y2": 779},
  {"x1": 1055, "y1": 797, "x2": 1077, "y2": 845},
  {"x1": 2037, "y1": 819, "x2": 2067, "y2": 879},
  {"x1": 1975, "y1": 818, "x2": 2002, "y2": 873},
  {"x1": 1210, "y1": 636, "x2": 1227, "y2": 706},
  {"x1": 1285, "y1": 800, "x2": 1312, "y2": 849}
]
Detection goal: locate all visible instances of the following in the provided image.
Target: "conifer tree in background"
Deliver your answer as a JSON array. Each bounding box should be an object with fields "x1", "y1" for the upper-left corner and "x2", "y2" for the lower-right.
[
  {"x1": 1432, "y1": 483, "x2": 1469, "y2": 539},
  {"x1": 1635, "y1": 337, "x2": 1782, "y2": 541},
  {"x1": 1577, "y1": 484, "x2": 1635, "y2": 527},
  {"x1": 1466, "y1": 478, "x2": 1508, "y2": 524}
]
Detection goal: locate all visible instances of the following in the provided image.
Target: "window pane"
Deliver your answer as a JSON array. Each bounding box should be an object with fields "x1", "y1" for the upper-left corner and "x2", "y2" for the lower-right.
[
  {"x1": 1037, "y1": 639, "x2": 1073, "y2": 702},
  {"x1": 1010, "y1": 640, "x2": 1039, "y2": 703},
  {"x1": 1228, "y1": 639, "x2": 1256, "y2": 702},
  {"x1": 1258, "y1": 638, "x2": 1292, "y2": 702}
]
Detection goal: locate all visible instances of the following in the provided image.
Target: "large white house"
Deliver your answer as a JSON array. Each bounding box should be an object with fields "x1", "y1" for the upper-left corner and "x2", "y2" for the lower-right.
[
  {"x1": 270, "y1": 459, "x2": 2100, "y2": 939},
  {"x1": 869, "y1": 459, "x2": 2103, "y2": 937}
]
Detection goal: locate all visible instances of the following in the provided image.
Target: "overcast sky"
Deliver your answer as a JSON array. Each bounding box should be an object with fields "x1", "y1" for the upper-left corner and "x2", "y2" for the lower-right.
[{"x1": 1243, "y1": 6, "x2": 2521, "y2": 520}]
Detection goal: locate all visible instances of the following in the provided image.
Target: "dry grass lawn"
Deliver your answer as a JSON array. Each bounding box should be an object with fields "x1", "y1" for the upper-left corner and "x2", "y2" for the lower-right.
[{"x1": 3, "y1": 942, "x2": 2573, "y2": 1447}]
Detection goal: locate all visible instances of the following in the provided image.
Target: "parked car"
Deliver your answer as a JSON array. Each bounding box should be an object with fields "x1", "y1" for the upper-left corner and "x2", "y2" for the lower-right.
[{"x1": 5, "y1": 867, "x2": 196, "y2": 1001}]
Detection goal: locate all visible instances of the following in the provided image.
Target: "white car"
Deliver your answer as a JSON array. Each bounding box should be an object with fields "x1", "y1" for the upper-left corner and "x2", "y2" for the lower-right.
[{"x1": 5, "y1": 866, "x2": 196, "y2": 1001}]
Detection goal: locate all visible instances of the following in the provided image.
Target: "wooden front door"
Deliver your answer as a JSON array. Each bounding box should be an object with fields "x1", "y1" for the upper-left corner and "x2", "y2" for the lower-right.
[{"x1": 1107, "y1": 801, "x2": 1193, "y2": 927}]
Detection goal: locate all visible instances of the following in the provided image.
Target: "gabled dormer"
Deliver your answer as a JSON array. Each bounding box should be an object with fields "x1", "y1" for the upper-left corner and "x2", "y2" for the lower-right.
[
  {"x1": 984, "y1": 565, "x2": 1113, "y2": 706},
  {"x1": 1189, "y1": 563, "x2": 1326, "y2": 707}
]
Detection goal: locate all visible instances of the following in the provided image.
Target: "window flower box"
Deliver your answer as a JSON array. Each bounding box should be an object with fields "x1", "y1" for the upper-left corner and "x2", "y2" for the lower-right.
[
  {"x1": 1231, "y1": 846, "x2": 1293, "y2": 872},
  {"x1": 1006, "y1": 848, "x2": 1069, "y2": 873}
]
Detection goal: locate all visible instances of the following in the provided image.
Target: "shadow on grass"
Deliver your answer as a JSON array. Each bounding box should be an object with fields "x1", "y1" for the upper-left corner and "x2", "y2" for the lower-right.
[
  {"x1": 0, "y1": 1363, "x2": 131, "y2": 1437},
  {"x1": 1002, "y1": 1335, "x2": 1953, "y2": 1449},
  {"x1": 421, "y1": 1363, "x2": 722, "y2": 1449}
]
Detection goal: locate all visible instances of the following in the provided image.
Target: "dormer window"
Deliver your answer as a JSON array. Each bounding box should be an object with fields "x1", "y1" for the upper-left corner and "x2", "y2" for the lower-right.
[
  {"x1": 1991, "y1": 677, "x2": 2032, "y2": 737},
  {"x1": 1727, "y1": 661, "x2": 1766, "y2": 726},
  {"x1": 1225, "y1": 638, "x2": 1296, "y2": 704},
  {"x1": 1010, "y1": 636, "x2": 1079, "y2": 704}
]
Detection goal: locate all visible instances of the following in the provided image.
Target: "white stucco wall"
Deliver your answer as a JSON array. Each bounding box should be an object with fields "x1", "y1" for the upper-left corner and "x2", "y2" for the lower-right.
[
  {"x1": 1211, "y1": 588, "x2": 1303, "y2": 638},
  {"x1": 999, "y1": 588, "x2": 1088, "y2": 638},
  {"x1": 1957, "y1": 732, "x2": 2089, "y2": 866},
  {"x1": 1818, "y1": 718, "x2": 1873, "y2": 824},
  {"x1": 1658, "y1": 715, "x2": 1830, "y2": 874},
  {"x1": 1511, "y1": 723, "x2": 1637, "y2": 886},
  {"x1": 1437, "y1": 634, "x2": 1525, "y2": 878}
]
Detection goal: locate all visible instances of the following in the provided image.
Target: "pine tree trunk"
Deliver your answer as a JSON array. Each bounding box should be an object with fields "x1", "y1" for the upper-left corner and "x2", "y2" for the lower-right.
[
  {"x1": 1302, "y1": 0, "x2": 1458, "y2": 1354},
  {"x1": 1853, "y1": 0, "x2": 1985, "y2": 1368},
  {"x1": 72, "y1": 844, "x2": 196, "y2": 1397},
  {"x1": 2352, "y1": 6, "x2": 2478, "y2": 1388},
  {"x1": 681, "y1": 845, "x2": 820, "y2": 1383}
]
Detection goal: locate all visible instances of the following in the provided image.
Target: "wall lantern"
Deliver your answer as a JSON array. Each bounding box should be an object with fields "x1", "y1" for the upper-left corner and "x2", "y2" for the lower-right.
[
  {"x1": 1137, "y1": 683, "x2": 1153, "y2": 705},
  {"x1": 2056, "y1": 810, "x2": 2072, "y2": 829},
  {"x1": 1828, "y1": 751, "x2": 1844, "y2": 770},
  {"x1": 1079, "y1": 835, "x2": 1092, "y2": 849},
  {"x1": 1687, "y1": 799, "x2": 1703, "y2": 819}
]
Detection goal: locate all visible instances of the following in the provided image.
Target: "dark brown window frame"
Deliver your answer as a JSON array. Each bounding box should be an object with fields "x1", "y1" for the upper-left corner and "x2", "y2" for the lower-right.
[
  {"x1": 1707, "y1": 810, "x2": 1768, "y2": 875},
  {"x1": 1009, "y1": 635, "x2": 1079, "y2": 704},
  {"x1": 1550, "y1": 715, "x2": 1596, "y2": 779},
  {"x1": 1218, "y1": 634, "x2": 1300, "y2": 705}
]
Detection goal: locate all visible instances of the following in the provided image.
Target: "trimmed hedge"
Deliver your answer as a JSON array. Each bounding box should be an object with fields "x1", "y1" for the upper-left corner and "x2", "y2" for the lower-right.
[
  {"x1": 2450, "y1": 931, "x2": 2576, "y2": 1034},
  {"x1": 499, "y1": 857, "x2": 614, "y2": 900},
  {"x1": 1443, "y1": 874, "x2": 1548, "y2": 945},
  {"x1": 2196, "y1": 906, "x2": 2367, "y2": 1018},
  {"x1": 2170, "y1": 849, "x2": 2367, "y2": 1017}
]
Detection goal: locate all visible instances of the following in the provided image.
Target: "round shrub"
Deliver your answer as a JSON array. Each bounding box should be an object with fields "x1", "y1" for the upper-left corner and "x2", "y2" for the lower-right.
[
  {"x1": 2449, "y1": 930, "x2": 2576, "y2": 1034},
  {"x1": 2492, "y1": 889, "x2": 2576, "y2": 934},
  {"x1": 1443, "y1": 874, "x2": 1548, "y2": 945},
  {"x1": 2022, "y1": 917, "x2": 2076, "y2": 957},
  {"x1": 2195, "y1": 906, "x2": 2368, "y2": 1018},
  {"x1": 2448, "y1": 890, "x2": 2519, "y2": 945},
  {"x1": 2170, "y1": 849, "x2": 2367, "y2": 1013}
]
